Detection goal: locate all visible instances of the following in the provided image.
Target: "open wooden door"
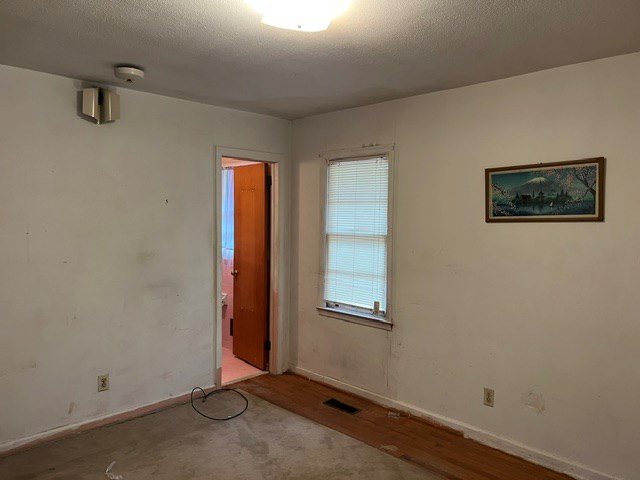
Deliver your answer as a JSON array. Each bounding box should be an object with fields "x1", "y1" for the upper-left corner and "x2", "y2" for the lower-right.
[{"x1": 232, "y1": 163, "x2": 270, "y2": 370}]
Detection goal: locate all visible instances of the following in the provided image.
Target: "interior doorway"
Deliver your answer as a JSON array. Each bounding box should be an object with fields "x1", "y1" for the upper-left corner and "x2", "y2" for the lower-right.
[{"x1": 220, "y1": 157, "x2": 272, "y2": 384}]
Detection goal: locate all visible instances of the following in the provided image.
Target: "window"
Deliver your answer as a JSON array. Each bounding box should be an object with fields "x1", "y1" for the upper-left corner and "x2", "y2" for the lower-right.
[
  {"x1": 221, "y1": 168, "x2": 234, "y2": 261},
  {"x1": 320, "y1": 152, "x2": 392, "y2": 326}
]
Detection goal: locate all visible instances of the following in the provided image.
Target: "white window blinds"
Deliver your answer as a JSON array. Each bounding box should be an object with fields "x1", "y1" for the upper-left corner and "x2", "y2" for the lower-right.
[{"x1": 324, "y1": 156, "x2": 389, "y2": 316}]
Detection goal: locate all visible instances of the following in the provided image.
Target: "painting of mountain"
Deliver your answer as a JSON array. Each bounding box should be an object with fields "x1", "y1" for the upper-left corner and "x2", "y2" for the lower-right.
[{"x1": 485, "y1": 158, "x2": 605, "y2": 222}]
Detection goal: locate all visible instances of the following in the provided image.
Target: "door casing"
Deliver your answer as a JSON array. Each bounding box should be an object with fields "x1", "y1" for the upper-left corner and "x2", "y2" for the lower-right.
[{"x1": 214, "y1": 147, "x2": 286, "y2": 387}]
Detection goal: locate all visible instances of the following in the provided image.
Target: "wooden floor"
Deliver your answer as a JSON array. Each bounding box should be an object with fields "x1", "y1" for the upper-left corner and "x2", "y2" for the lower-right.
[{"x1": 237, "y1": 373, "x2": 572, "y2": 480}]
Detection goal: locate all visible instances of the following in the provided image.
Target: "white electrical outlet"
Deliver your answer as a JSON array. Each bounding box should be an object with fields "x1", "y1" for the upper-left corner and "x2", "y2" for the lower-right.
[
  {"x1": 483, "y1": 387, "x2": 494, "y2": 407},
  {"x1": 98, "y1": 374, "x2": 110, "y2": 392}
]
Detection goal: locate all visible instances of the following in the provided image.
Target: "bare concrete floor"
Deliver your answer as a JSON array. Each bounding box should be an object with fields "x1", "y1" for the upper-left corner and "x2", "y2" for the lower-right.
[{"x1": 0, "y1": 391, "x2": 443, "y2": 479}]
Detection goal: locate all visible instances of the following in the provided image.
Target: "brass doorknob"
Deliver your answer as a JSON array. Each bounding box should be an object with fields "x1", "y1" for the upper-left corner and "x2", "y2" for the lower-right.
[{"x1": 231, "y1": 270, "x2": 239, "y2": 276}]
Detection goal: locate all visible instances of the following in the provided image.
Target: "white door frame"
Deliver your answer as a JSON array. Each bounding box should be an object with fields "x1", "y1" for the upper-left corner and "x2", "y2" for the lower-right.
[{"x1": 214, "y1": 146, "x2": 288, "y2": 387}]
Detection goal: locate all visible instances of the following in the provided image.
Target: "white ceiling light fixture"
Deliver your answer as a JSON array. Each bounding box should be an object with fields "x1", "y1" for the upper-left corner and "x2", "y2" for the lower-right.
[{"x1": 246, "y1": 0, "x2": 350, "y2": 32}]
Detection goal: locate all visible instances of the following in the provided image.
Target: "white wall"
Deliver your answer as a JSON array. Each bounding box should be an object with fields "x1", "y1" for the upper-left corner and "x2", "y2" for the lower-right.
[
  {"x1": 0, "y1": 65, "x2": 290, "y2": 448},
  {"x1": 290, "y1": 53, "x2": 640, "y2": 480}
]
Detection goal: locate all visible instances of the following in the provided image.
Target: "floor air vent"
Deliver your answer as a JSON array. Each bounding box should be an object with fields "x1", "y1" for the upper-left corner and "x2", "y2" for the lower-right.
[{"x1": 323, "y1": 398, "x2": 361, "y2": 414}]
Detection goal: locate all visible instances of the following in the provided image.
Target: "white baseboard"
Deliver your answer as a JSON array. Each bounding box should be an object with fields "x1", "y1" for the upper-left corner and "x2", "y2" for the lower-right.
[
  {"x1": 290, "y1": 366, "x2": 620, "y2": 480},
  {"x1": 0, "y1": 384, "x2": 216, "y2": 457}
]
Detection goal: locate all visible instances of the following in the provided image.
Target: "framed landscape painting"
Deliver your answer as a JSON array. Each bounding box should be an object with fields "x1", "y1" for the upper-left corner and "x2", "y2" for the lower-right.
[{"x1": 485, "y1": 157, "x2": 605, "y2": 222}]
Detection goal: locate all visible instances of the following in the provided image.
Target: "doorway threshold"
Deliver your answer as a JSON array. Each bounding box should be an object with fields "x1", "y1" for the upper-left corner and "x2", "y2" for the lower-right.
[
  {"x1": 222, "y1": 370, "x2": 267, "y2": 387},
  {"x1": 221, "y1": 346, "x2": 267, "y2": 386}
]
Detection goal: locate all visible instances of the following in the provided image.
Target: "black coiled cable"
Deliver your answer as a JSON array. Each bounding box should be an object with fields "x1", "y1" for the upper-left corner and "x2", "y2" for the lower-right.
[{"x1": 190, "y1": 387, "x2": 249, "y2": 421}]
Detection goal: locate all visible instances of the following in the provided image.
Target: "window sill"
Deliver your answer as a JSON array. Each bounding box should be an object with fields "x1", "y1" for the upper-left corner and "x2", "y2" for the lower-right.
[{"x1": 316, "y1": 306, "x2": 393, "y2": 331}]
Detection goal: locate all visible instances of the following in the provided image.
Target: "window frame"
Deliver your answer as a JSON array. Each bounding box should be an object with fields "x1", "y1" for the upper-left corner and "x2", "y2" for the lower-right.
[{"x1": 317, "y1": 145, "x2": 395, "y2": 330}]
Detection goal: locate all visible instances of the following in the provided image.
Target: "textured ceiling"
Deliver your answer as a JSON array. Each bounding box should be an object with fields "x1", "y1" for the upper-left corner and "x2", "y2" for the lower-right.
[{"x1": 1, "y1": 0, "x2": 639, "y2": 119}]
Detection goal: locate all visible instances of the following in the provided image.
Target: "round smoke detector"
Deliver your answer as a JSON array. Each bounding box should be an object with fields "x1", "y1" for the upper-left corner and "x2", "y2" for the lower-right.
[{"x1": 114, "y1": 66, "x2": 145, "y2": 83}]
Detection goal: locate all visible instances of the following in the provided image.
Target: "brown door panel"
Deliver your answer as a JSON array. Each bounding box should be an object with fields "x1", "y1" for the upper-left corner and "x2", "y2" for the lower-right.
[{"x1": 232, "y1": 163, "x2": 269, "y2": 370}]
